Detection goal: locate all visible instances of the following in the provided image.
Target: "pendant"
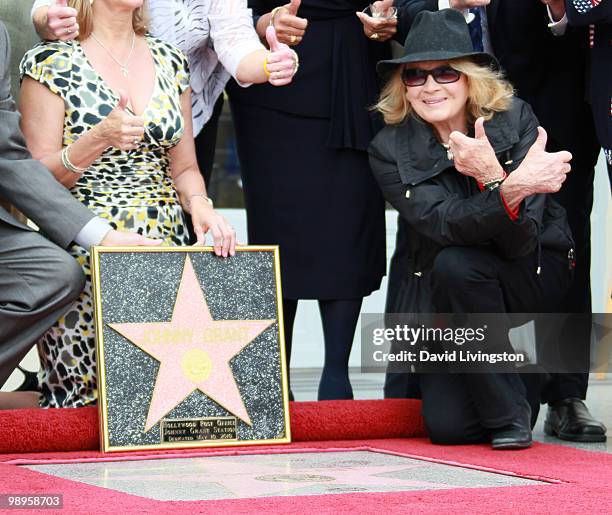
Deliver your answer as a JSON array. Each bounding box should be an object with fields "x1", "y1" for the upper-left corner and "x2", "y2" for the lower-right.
[
  {"x1": 121, "y1": 67, "x2": 129, "y2": 77},
  {"x1": 442, "y1": 143, "x2": 454, "y2": 161}
]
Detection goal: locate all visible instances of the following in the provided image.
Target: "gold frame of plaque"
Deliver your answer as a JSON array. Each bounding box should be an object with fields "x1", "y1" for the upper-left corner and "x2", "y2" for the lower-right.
[{"x1": 91, "y1": 246, "x2": 291, "y2": 452}]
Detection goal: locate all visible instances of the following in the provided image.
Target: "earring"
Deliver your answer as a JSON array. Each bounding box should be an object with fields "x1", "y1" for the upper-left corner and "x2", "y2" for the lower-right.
[{"x1": 90, "y1": 0, "x2": 94, "y2": 5}]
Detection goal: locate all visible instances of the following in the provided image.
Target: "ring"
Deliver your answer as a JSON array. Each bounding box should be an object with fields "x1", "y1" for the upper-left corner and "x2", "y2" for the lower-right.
[
  {"x1": 290, "y1": 35, "x2": 297, "y2": 44},
  {"x1": 133, "y1": 138, "x2": 139, "y2": 145},
  {"x1": 66, "y1": 27, "x2": 74, "y2": 35},
  {"x1": 370, "y1": 33, "x2": 379, "y2": 39}
]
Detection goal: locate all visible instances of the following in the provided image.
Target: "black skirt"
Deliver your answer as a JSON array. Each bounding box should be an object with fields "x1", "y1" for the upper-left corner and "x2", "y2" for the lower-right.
[{"x1": 228, "y1": 100, "x2": 386, "y2": 299}]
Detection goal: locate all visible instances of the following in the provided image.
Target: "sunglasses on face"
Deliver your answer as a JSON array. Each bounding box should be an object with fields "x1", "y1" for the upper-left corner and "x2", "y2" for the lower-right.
[{"x1": 401, "y1": 66, "x2": 462, "y2": 87}]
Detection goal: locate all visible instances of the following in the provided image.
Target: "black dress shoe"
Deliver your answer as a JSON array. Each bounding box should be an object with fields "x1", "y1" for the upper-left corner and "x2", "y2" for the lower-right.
[
  {"x1": 491, "y1": 400, "x2": 532, "y2": 450},
  {"x1": 544, "y1": 398, "x2": 607, "y2": 443}
]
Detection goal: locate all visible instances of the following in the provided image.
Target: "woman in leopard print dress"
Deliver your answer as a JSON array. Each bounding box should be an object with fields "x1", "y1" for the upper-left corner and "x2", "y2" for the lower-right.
[{"x1": 18, "y1": 1, "x2": 237, "y2": 408}]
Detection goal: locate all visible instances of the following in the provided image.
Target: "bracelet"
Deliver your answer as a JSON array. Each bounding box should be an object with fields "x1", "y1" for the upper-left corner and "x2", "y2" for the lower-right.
[
  {"x1": 61, "y1": 145, "x2": 88, "y2": 175},
  {"x1": 483, "y1": 177, "x2": 505, "y2": 191},
  {"x1": 186, "y1": 194, "x2": 214, "y2": 212},
  {"x1": 263, "y1": 53, "x2": 271, "y2": 78},
  {"x1": 269, "y1": 6, "x2": 284, "y2": 27},
  {"x1": 291, "y1": 50, "x2": 300, "y2": 75}
]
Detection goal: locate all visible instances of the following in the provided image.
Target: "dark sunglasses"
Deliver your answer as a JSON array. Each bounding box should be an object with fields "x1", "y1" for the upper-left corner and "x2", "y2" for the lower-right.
[{"x1": 401, "y1": 66, "x2": 462, "y2": 87}]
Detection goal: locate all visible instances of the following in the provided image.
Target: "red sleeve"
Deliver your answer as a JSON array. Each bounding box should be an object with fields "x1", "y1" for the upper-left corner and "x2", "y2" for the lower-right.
[
  {"x1": 477, "y1": 172, "x2": 518, "y2": 220},
  {"x1": 500, "y1": 190, "x2": 520, "y2": 221}
]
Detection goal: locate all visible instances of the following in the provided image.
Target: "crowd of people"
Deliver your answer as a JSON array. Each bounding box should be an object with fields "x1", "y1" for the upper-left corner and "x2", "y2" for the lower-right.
[{"x1": 0, "y1": 0, "x2": 609, "y2": 448}]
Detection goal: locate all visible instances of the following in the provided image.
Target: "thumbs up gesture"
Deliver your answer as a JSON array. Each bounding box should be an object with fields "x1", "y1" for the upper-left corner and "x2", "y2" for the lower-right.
[
  {"x1": 269, "y1": 0, "x2": 308, "y2": 46},
  {"x1": 512, "y1": 127, "x2": 572, "y2": 195},
  {"x1": 448, "y1": 117, "x2": 505, "y2": 183},
  {"x1": 94, "y1": 90, "x2": 145, "y2": 151},
  {"x1": 45, "y1": 0, "x2": 79, "y2": 41},
  {"x1": 264, "y1": 26, "x2": 299, "y2": 86}
]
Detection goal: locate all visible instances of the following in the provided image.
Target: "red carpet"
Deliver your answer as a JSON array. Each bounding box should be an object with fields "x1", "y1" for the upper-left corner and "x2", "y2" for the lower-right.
[
  {"x1": 0, "y1": 399, "x2": 426, "y2": 454},
  {"x1": 1, "y1": 400, "x2": 611, "y2": 513}
]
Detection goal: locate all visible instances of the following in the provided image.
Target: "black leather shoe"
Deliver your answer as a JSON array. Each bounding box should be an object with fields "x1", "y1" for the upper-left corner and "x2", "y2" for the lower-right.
[
  {"x1": 491, "y1": 400, "x2": 532, "y2": 450},
  {"x1": 544, "y1": 398, "x2": 607, "y2": 443}
]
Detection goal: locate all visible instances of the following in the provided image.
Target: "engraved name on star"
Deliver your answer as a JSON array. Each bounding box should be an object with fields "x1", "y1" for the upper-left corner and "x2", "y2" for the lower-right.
[{"x1": 108, "y1": 255, "x2": 275, "y2": 432}]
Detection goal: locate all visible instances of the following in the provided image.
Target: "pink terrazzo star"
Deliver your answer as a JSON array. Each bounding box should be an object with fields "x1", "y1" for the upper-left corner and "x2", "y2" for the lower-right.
[{"x1": 108, "y1": 255, "x2": 275, "y2": 432}]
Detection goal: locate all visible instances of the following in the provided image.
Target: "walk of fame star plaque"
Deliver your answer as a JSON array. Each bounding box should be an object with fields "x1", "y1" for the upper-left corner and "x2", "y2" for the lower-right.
[{"x1": 91, "y1": 246, "x2": 291, "y2": 452}]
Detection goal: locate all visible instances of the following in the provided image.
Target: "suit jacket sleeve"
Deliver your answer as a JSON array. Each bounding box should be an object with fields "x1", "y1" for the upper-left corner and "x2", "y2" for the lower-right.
[
  {"x1": 0, "y1": 21, "x2": 94, "y2": 249},
  {"x1": 566, "y1": 0, "x2": 612, "y2": 25}
]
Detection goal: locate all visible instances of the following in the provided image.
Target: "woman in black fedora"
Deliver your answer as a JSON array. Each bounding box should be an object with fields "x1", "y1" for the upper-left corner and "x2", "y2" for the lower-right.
[{"x1": 368, "y1": 9, "x2": 576, "y2": 449}]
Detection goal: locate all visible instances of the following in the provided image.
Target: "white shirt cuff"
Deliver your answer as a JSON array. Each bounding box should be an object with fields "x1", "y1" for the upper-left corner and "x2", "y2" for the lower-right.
[
  {"x1": 74, "y1": 217, "x2": 112, "y2": 249},
  {"x1": 31, "y1": 0, "x2": 54, "y2": 20},
  {"x1": 438, "y1": 0, "x2": 451, "y2": 9},
  {"x1": 547, "y1": 5, "x2": 568, "y2": 36}
]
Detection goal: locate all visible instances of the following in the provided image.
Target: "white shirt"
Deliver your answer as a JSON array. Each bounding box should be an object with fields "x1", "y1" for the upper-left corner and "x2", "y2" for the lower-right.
[{"x1": 32, "y1": 0, "x2": 264, "y2": 136}]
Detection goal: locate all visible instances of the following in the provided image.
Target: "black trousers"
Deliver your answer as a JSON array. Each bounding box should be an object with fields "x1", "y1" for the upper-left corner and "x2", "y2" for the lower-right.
[
  {"x1": 184, "y1": 95, "x2": 225, "y2": 243},
  {"x1": 542, "y1": 143, "x2": 600, "y2": 403},
  {"x1": 420, "y1": 245, "x2": 571, "y2": 445}
]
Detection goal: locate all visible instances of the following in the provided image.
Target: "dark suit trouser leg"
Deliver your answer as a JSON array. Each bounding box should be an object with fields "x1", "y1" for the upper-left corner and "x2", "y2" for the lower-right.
[
  {"x1": 543, "y1": 149, "x2": 599, "y2": 403},
  {"x1": 0, "y1": 228, "x2": 84, "y2": 388},
  {"x1": 420, "y1": 246, "x2": 571, "y2": 443}
]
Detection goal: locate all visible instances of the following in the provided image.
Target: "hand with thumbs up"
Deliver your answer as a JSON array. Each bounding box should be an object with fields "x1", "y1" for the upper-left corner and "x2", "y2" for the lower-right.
[
  {"x1": 264, "y1": 26, "x2": 299, "y2": 86},
  {"x1": 356, "y1": 0, "x2": 398, "y2": 42},
  {"x1": 507, "y1": 127, "x2": 572, "y2": 196},
  {"x1": 269, "y1": 0, "x2": 308, "y2": 46},
  {"x1": 34, "y1": 0, "x2": 79, "y2": 41},
  {"x1": 93, "y1": 90, "x2": 145, "y2": 152},
  {"x1": 448, "y1": 117, "x2": 505, "y2": 184}
]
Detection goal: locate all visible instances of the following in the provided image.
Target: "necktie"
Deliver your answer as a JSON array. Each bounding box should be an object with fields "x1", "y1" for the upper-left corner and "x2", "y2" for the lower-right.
[{"x1": 468, "y1": 7, "x2": 484, "y2": 52}]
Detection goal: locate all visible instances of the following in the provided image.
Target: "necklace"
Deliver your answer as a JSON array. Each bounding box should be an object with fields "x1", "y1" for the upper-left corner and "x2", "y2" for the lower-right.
[
  {"x1": 91, "y1": 31, "x2": 136, "y2": 77},
  {"x1": 441, "y1": 143, "x2": 454, "y2": 161}
]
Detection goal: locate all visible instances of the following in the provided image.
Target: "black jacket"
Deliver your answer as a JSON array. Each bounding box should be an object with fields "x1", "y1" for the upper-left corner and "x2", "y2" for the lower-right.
[
  {"x1": 566, "y1": 0, "x2": 612, "y2": 150},
  {"x1": 368, "y1": 98, "x2": 573, "y2": 314}
]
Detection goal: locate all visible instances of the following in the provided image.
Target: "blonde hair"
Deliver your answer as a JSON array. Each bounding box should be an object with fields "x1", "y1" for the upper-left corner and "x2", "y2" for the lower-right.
[
  {"x1": 375, "y1": 59, "x2": 514, "y2": 126},
  {"x1": 69, "y1": 0, "x2": 148, "y2": 40}
]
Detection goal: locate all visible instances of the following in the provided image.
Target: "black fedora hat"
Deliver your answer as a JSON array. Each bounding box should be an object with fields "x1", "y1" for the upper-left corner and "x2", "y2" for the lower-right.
[{"x1": 377, "y1": 9, "x2": 499, "y2": 76}]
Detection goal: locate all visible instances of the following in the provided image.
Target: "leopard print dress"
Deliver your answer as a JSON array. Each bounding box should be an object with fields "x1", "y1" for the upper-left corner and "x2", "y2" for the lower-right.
[{"x1": 20, "y1": 37, "x2": 192, "y2": 408}]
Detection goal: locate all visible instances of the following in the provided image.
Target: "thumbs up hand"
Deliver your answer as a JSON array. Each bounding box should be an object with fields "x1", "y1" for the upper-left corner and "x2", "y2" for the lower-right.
[
  {"x1": 269, "y1": 0, "x2": 308, "y2": 46},
  {"x1": 45, "y1": 0, "x2": 79, "y2": 41},
  {"x1": 94, "y1": 90, "x2": 145, "y2": 151},
  {"x1": 511, "y1": 127, "x2": 572, "y2": 195},
  {"x1": 448, "y1": 117, "x2": 505, "y2": 183},
  {"x1": 264, "y1": 26, "x2": 299, "y2": 86}
]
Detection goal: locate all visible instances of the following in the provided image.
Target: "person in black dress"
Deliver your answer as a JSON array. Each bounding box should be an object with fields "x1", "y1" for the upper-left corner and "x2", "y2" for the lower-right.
[{"x1": 227, "y1": 0, "x2": 389, "y2": 400}]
